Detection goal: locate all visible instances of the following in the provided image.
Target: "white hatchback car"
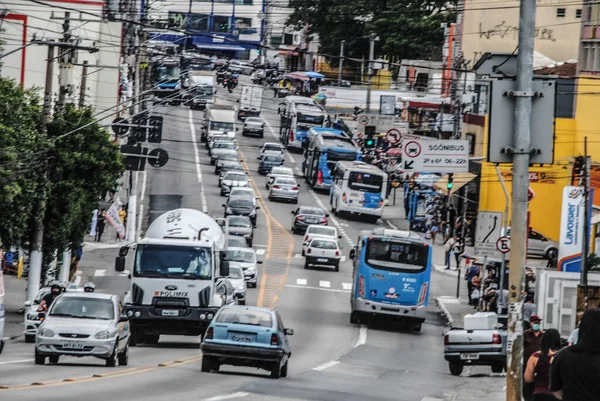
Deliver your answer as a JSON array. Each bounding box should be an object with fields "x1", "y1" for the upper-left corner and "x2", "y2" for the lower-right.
[
  {"x1": 266, "y1": 166, "x2": 294, "y2": 190},
  {"x1": 302, "y1": 225, "x2": 342, "y2": 255},
  {"x1": 304, "y1": 238, "x2": 342, "y2": 271},
  {"x1": 24, "y1": 287, "x2": 50, "y2": 343}
]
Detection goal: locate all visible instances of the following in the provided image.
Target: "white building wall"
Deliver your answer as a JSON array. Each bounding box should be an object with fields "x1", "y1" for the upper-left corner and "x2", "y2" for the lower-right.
[{"x1": 0, "y1": 1, "x2": 122, "y2": 123}]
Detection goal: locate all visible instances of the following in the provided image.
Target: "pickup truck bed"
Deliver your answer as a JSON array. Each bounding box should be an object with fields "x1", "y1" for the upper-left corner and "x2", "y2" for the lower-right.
[{"x1": 443, "y1": 328, "x2": 507, "y2": 376}]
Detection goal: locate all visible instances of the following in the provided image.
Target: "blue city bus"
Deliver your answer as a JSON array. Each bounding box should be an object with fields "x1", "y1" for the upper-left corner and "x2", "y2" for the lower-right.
[
  {"x1": 349, "y1": 228, "x2": 432, "y2": 331},
  {"x1": 303, "y1": 128, "x2": 361, "y2": 190}
]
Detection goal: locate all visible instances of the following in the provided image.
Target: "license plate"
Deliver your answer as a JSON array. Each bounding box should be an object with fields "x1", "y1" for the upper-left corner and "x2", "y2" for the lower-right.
[
  {"x1": 317, "y1": 258, "x2": 328, "y2": 262},
  {"x1": 460, "y1": 353, "x2": 479, "y2": 360},
  {"x1": 232, "y1": 335, "x2": 252, "y2": 343},
  {"x1": 162, "y1": 310, "x2": 179, "y2": 316},
  {"x1": 60, "y1": 341, "x2": 85, "y2": 349},
  {"x1": 306, "y1": 219, "x2": 317, "y2": 223}
]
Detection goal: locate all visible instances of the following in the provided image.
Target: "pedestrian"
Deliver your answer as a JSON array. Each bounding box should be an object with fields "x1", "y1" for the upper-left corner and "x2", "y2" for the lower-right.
[
  {"x1": 567, "y1": 320, "x2": 580, "y2": 346},
  {"x1": 430, "y1": 216, "x2": 439, "y2": 244},
  {"x1": 524, "y1": 315, "x2": 545, "y2": 401},
  {"x1": 524, "y1": 328, "x2": 562, "y2": 401},
  {"x1": 96, "y1": 209, "x2": 106, "y2": 242},
  {"x1": 90, "y1": 208, "x2": 98, "y2": 237},
  {"x1": 444, "y1": 236, "x2": 457, "y2": 270},
  {"x1": 452, "y1": 238, "x2": 463, "y2": 270},
  {"x1": 403, "y1": 192, "x2": 411, "y2": 220},
  {"x1": 470, "y1": 275, "x2": 481, "y2": 308},
  {"x1": 464, "y1": 259, "x2": 478, "y2": 305},
  {"x1": 117, "y1": 205, "x2": 127, "y2": 241},
  {"x1": 550, "y1": 309, "x2": 600, "y2": 401},
  {"x1": 524, "y1": 295, "x2": 537, "y2": 325}
]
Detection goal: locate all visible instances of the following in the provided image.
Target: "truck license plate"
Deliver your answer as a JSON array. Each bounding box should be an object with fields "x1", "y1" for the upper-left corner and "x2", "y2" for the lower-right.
[
  {"x1": 60, "y1": 341, "x2": 85, "y2": 350},
  {"x1": 317, "y1": 258, "x2": 328, "y2": 262},
  {"x1": 460, "y1": 353, "x2": 479, "y2": 360},
  {"x1": 162, "y1": 310, "x2": 179, "y2": 316}
]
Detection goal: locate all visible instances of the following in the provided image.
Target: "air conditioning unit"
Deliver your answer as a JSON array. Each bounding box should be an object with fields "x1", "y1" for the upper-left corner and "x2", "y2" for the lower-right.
[{"x1": 292, "y1": 33, "x2": 302, "y2": 45}]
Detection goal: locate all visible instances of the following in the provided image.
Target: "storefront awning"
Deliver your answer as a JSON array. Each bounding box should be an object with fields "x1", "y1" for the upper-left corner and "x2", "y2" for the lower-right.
[
  {"x1": 194, "y1": 43, "x2": 246, "y2": 52},
  {"x1": 433, "y1": 172, "x2": 477, "y2": 195}
]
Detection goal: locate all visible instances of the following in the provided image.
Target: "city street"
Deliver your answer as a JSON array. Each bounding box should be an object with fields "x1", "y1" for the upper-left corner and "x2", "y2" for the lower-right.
[{"x1": 0, "y1": 79, "x2": 505, "y2": 401}]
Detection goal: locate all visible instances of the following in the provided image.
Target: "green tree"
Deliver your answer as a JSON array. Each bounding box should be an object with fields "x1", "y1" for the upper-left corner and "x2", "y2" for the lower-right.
[
  {"x1": 41, "y1": 104, "x2": 124, "y2": 277},
  {"x1": 0, "y1": 78, "x2": 46, "y2": 249}
]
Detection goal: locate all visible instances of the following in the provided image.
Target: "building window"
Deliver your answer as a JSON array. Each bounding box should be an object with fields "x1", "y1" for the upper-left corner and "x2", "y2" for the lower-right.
[
  {"x1": 466, "y1": 133, "x2": 476, "y2": 156},
  {"x1": 556, "y1": 8, "x2": 566, "y2": 17},
  {"x1": 576, "y1": 9, "x2": 582, "y2": 18}
]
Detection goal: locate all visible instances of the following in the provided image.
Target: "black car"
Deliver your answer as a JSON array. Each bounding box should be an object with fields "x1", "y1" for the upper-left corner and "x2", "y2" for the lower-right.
[
  {"x1": 223, "y1": 197, "x2": 259, "y2": 226},
  {"x1": 290, "y1": 206, "x2": 329, "y2": 234},
  {"x1": 215, "y1": 153, "x2": 241, "y2": 174}
]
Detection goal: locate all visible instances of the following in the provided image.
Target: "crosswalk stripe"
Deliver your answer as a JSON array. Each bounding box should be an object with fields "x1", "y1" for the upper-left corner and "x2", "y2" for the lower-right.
[
  {"x1": 255, "y1": 249, "x2": 266, "y2": 256},
  {"x1": 340, "y1": 256, "x2": 346, "y2": 262},
  {"x1": 294, "y1": 253, "x2": 303, "y2": 258},
  {"x1": 94, "y1": 269, "x2": 106, "y2": 277},
  {"x1": 342, "y1": 282, "x2": 352, "y2": 290},
  {"x1": 319, "y1": 280, "x2": 331, "y2": 288},
  {"x1": 296, "y1": 278, "x2": 307, "y2": 286}
]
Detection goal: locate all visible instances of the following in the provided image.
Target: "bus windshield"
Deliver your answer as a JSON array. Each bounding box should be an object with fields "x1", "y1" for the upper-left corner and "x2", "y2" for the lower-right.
[
  {"x1": 157, "y1": 66, "x2": 180, "y2": 81},
  {"x1": 366, "y1": 240, "x2": 428, "y2": 272},
  {"x1": 348, "y1": 172, "x2": 383, "y2": 192}
]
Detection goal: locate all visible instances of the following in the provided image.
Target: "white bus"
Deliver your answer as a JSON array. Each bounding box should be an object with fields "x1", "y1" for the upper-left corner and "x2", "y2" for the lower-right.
[{"x1": 330, "y1": 161, "x2": 388, "y2": 223}]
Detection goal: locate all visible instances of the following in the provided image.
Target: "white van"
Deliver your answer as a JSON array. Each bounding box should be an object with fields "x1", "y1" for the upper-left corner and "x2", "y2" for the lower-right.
[{"x1": 0, "y1": 269, "x2": 5, "y2": 354}]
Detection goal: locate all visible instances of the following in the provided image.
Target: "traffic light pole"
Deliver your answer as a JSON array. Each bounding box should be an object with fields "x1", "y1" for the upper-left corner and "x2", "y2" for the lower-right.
[{"x1": 446, "y1": 172, "x2": 454, "y2": 237}]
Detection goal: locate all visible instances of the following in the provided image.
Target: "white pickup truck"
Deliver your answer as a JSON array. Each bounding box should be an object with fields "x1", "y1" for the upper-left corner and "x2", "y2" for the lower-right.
[{"x1": 443, "y1": 312, "x2": 507, "y2": 376}]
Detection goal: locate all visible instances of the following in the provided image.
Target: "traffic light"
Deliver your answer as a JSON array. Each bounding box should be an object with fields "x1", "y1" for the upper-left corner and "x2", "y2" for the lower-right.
[
  {"x1": 219, "y1": 22, "x2": 227, "y2": 31},
  {"x1": 364, "y1": 125, "x2": 376, "y2": 149},
  {"x1": 447, "y1": 173, "x2": 454, "y2": 190},
  {"x1": 147, "y1": 116, "x2": 164, "y2": 143},
  {"x1": 131, "y1": 115, "x2": 147, "y2": 143}
]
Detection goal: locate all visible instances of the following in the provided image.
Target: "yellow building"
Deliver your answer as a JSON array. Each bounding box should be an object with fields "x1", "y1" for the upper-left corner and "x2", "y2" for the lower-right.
[
  {"x1": 462, "y1": 0, "x2": 582, "y2": 67},
  {"x1": 476, "y1": 75, "x2": 600, "y2": 241}
]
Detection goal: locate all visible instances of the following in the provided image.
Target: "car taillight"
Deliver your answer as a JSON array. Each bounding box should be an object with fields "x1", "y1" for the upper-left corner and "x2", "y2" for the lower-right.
[
  {"x1": 296, "y1": 216, "x2": 304, "y2": 221},
  {"x1": 289, "y1": 130, "x2": 294, "y2": 142},
  {"x1": 492, "y1": 334, "x2": 501, "y2": 344},
  {"x1": 317, "y1": 170, "x2": 323, "y2": 184},
  {"x1": 205, "y1": 327, "x2": 213, "y2": 340},
  {"x1": 418, "y1": 282, "x2": 429, "y2": 306},
  {"x1": 305, "y1": 235, "x2": 309, "y2": 241},
  {"x1": 342, "y1": 193, "x2": 348, "y2": 203},
  {"x1": 273, "y1": 185, "x2": 280, "y2": 189},
  {"x1": 358, "y1": 275, "x2": 364, "y2": 297},
  {"x1": 307, "y1": 248, "x2": 312, "y2": 254},
  {"x1": 444, "y1": 334, "x2": 449, "y2": 345},
  {"x1": 378, "y1": 200, "x2": 383, "y2": 207},
  {"x1": 270, "y1": 333, "x2": 279, "y2": 346},
  {"x1": 321, "y1": 218, "x2": 328, "y2": 224},
  {"x1": 292, "y1": 187, "x2": 299, "y2": 191},
  {"x1": 335, "y1": 250, "x2": 340, "y2": 256}
]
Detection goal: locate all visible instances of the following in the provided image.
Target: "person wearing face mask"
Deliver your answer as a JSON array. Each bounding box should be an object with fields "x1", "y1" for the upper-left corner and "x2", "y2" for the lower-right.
[
  {"x1": 37, "y1": 283, "x2": 62, "y2": 312},
  {"x1": 524, "y1": 315, "x2": 545, "y2": 401}
]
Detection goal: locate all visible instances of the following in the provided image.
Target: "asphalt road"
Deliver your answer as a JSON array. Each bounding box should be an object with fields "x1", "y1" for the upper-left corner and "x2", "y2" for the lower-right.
[{"x1": 0, "y1": 77, "x2": 505, "y2": 401}]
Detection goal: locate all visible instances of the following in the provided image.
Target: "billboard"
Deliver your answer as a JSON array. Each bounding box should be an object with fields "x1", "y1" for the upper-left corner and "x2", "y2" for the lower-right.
[{"x1": 558, "y1": 186, "x2": 591, "y2": 272}]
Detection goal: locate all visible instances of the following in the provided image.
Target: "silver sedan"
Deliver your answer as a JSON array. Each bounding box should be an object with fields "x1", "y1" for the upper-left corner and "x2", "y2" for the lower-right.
[{"x1": 268, "y1": 177, "x2": 300, "y2": 203}]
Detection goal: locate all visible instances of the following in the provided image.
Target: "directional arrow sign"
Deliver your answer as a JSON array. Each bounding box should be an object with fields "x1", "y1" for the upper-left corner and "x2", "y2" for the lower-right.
[
  {"x1": 475, "y1": 211, "x2": 503, "y2": 258},
  {"x1": 148, "y1": 148, "x2": 169, "y2": 168},
  {"x1": 403, "y1": 160, "x2": 415, "y2": 170}
]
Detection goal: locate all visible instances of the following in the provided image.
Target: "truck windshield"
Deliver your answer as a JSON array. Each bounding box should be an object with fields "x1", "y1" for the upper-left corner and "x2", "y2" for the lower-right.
[
  {"x1": 366, "y1": 240, "x2": 427, "y2": 272},
  {"x1": 210, "y1": 122, "x2": 234, "y2": 131},
  {"x1": 135, "y1": 245, "x2": 212, "y2": 279}
]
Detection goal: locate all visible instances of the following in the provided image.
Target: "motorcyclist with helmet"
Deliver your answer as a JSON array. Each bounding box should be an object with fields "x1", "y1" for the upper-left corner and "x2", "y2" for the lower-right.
[
  {"x1": 84, "y1": 282, "x2": 96, "y2": 293},
  {"x1": 37, "y1": 282, "x2": 63, "y2": 312}
]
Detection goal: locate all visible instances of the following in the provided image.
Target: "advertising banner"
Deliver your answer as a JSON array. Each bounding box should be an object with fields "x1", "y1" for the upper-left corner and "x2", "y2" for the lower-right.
[
  {"x1": 105, "y1": 200, "x2": 125, "y2": 240},
  {"x1": 558, "y1": 186, "x2": 585, "y2": 272}
]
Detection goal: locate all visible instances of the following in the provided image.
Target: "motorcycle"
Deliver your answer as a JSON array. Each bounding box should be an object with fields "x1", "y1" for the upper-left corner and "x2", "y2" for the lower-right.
[
  {"x1": 216, "y1": 71, "x2": 225, "y2": 85},
  {"x1": 227, "y1": 75, "x2": 239, "y2": 93}
]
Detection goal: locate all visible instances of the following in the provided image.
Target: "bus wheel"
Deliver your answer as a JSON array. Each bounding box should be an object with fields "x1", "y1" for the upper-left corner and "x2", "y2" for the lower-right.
[{"x1": 350, "y1": 311, "x2": 361, "y2": 325}]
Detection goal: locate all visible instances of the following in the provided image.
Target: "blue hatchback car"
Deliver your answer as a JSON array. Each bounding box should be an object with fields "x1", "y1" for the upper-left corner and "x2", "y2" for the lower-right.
[{"x1": 200, "y1": 305, "x2": 293, "y2": 378}]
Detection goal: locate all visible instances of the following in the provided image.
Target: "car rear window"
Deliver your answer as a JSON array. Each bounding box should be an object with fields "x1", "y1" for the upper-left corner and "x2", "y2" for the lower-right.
[
  {"x1": 224, "y1": 173, "x2": 247, "y2": 181},
  {"x1": 309, "y1": 226, "x2": 336, "y2": 236},
  {"x1": 271, "y1": 167, "x2": 293, "y2": 176},
  {"x1": 216, "y1": 309, "x2": 273, "y2": 327},
  {"x1": 310, "y1": 240, "x2": 337, "y2": 249},
  {"x1": 275, "y1": 178, "x2": 296, "y2": 186},
  {"x1": 264, "y1": 156, "x2": 282, "y2": 162},
  {"x1": 299, "y1": 207, "x2": 325, "y2": 216}
]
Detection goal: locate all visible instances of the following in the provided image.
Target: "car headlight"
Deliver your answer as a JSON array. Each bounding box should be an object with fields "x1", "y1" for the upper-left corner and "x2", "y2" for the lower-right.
[
  {"x1": 95, "y1": 330, "x2": 116, "y2": 339},
  {"x1": 235, "y1": 287, "x2": 245, "y2": 293},
  {"x1": 246, "y1": 265, "x2": 255, "y2": 271},
  {"x1": 27, "y1": 313, "x2": 41, "y2": 321},
  {"x1": 39, "y1": 328, "x2": 55, "y2": 337}
]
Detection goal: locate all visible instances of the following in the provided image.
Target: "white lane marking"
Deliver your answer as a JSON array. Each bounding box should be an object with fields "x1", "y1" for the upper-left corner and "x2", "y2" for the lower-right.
[
  {"x1": 94, "y1": 269, "x2": 106, "y2": 277},
  {"x1": 308, "y1": 190, "x2": 355, "y2": 247},
  {"x1": 255, "y1": 249, "x2": 266, "y2": 256},
  {"x1": 340, "y1": 256, "x2": 346, "y2": 262},
  {"x1": 73, "y1": 274, "x2": 82, "y2": 286},
  {"x1": 386, "y1": 220, "x2": 399, "y2": 230},
  {"x1": 253, "y1": 244, "x2": 267, "y2": 248},
  {"x1": 294, "y1": 253, "x2": 303, "y2": 258},
  {"x1": 296, "y1": 278, "x2": 307, "y2": 286},
  {"x1": 355, "y1": 325, "x2": 368, "y2": 347},
  {"x1": 137, "y1": 170, "x2": 147, "y2": 236},
  {"x1": 312, "y1": 360, "x2": 339, "y2": 371},
  {"x1": 420, "y1": 398, "x2": 444, "y2": 401},
  {"x1": 319, "y1": 280, "x2": 331, "y2": 288},
  {"x1": 203, "y1": 392, "x2": 250, "y2": 401},
  {"x1": 140, "y1": 170, "x2": 147, "y2": 202},
  {"x1": 342, "y1": 282, "x2": 352, "y2": 290},
  {"x1": 0, "y1": 359, "x2": 34, "y2": 365},
  {"x1": 285, "y1": 284, "x2": 350, "y2": 293},
  {"x1": 120, "y1": 270, "x2": 131, "y2": 277},
  {"x1": 189, "y1": 109, "x2": 208, "y2": 213}
]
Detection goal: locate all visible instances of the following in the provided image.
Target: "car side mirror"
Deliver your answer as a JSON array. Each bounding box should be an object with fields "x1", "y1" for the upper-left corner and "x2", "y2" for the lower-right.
[
  {"x1": 326, "y1": 213, "x2": 330, "y2": 217},
  {"x1": 220, "y1": 261, "x2": 230, "y2": 277},
  {"x1": 24, "y1": 300, "x2": 32, "y2": 307},
  {"x1": 257, "y1": 260, "x2": 263, "y2": 264},
  {"x1": 291, "y1": 211, "x2": 295, "y2": 215},
  {"x1": 119, "y1": 246, "x2": 129, "y2": 257},
  {"x1": 338, "y1": 235, "x2": 342, "y2": 239},
  {"x1": 222, "y1": 204, "x2": 226, "y2": 208},
  {"x1": 255, "y1": 206, "x2": 260, "y2": 210},
  {"x1": 284, "y1": 328, "x2": 294, "y2": 336},
  {"x1": 257, "y1": 157, "x2": 261, "y2": 160},
  {"x1": 115, "y1": 256, "x2": 126, "y2": 272},
  {"x1": 349, "y1": 247, "x2": 356, "y2": 260},
  {"x1": 297, "y1": 183, "x2": 301, "y2": 187},
  {"x1": 119, "y1": 315, "x2": 129, "y2": 323}
]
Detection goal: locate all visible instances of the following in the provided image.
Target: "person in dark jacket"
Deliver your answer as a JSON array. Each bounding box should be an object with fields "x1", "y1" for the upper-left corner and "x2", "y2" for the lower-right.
[
  {"x1": 524, "y1": 329, "x2": 562, "y2": 401},
  {"x1": 523, "y1": 315, "x2": 545, "y2": 401}
]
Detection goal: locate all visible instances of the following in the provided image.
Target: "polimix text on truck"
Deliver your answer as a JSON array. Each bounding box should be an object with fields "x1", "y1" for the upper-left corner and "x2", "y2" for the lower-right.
[{"x1": 115, "y1": 208, "x2": 231, "y2": 345}]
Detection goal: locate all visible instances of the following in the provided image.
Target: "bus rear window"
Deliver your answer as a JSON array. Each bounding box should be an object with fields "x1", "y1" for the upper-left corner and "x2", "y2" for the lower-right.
[
  {"x1": 366, "y1": 240, "x2": 428, "y2": 272},
  {"x1": 348, "y1": 172, "x2": 383, "y2": 192}
]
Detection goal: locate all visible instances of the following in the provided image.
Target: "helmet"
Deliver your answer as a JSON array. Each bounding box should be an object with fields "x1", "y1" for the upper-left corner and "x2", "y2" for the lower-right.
[
  {"x1": 84, "y1": 282, "x2": 96, "y2": 292},
  {"x1": 50, "y1": 282, "x2": 62, "y2": 294}
]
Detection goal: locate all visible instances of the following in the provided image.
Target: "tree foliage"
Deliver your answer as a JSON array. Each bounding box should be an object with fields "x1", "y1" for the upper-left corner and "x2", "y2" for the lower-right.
[{"x1": 287, "y1": 0, "x2": 456, "y2": 67}]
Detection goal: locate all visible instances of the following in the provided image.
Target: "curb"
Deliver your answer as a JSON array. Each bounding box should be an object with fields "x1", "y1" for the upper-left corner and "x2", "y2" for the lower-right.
[{"x1": 435, "y1": 297, "x2": 454, "y2": 329}]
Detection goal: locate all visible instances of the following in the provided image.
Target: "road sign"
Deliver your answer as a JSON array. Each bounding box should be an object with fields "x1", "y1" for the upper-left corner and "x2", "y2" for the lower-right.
[
  {"x1": 358, "y1": 115, "x2": 370, "y2": 126},
  {"x1": 401, "y1": 139, "x2": 469, "y2": 173},
  {"x1": 112, "y1": 117, "x2": 129, "y2": 136},
  {"x1": 148, "y1": 148, "x2": 169, "y2": 168},
  {"x1": 386, "y1": 129, "x2": 402, "y2": 144},
  {"x1": 475, "y1": 211, "x2": 503, "y2": 258},
  {"x1": 380, "y1": 95, "x2": 396, "y2": 115},
  {"x1": 356, "y1": 114, "x2": 398, "y2": 134},
  {"x1": 496, "y1": 236, "x2": 510, "y2": 254}
]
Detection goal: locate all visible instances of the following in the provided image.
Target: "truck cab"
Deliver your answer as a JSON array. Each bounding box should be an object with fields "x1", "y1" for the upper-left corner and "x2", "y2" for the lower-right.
[
  {"x1": 202, "y1": 106, "x2": 237, "y2": 142},
  {"x1": 115, "y1": 208, "x2": 233, "y2": 345},
  {"x1": 186, "y1": 72, "x2": 216, "y2": 110}
]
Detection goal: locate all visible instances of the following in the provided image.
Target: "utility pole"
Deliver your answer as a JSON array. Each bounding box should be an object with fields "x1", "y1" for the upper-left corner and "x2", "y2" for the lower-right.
[
  {"x1": 582, "y1": 136, "x2": 590, "y2": 288},
  {"x1": 27, "y1": 44, "x2": 55, "y2": 303},
  {"x1": 366, "y1": 33, "x2": 376, "y2": 113},
  {"x1": 78, "y1": 60, "x2": 88, "y2": 108},
  {"x1": 338, "y1": 40, "x2": 345, "y2": 86},
  {"x1": 506, "y1": 1, "x2": 536, "y2": 400},
  {"x1": 451, "y1": 54, "x2": 465, "y2": 140},
  {"x1": 57, "y1": 12, "x2": 72, "y2": 113}
]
